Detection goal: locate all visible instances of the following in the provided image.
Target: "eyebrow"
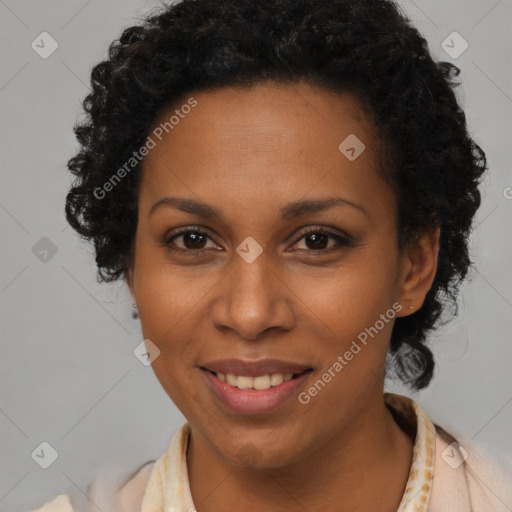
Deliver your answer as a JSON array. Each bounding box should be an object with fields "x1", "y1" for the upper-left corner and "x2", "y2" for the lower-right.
[{"x1": 148, "y1": 195, "x2": 366, "y2": 220}]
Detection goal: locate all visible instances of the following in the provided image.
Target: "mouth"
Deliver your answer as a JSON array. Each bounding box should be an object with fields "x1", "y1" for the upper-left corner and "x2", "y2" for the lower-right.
[
  {"x1": 199, "y1": 367, "x2": 314, "y2": 415},
  {"x1": 201, "y1": 368, "x2": 313, "y2": 390}
]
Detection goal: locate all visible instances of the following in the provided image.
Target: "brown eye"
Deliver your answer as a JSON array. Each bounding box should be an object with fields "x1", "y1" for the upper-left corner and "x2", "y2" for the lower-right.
[
  {"x1": 161, "y1": 226, "x2": 354, "y2": 256},
  {"x1": 290, "y1": 228, "x2": 354, "y2": 254},
  {"x1": 300, "y1": 232, "x2": 332, "y2": 250},
  {"x1": 162, "y1": 229, "x2": 217, "y2": 252},
  {"x1": 178, "y1": 231, "x2": 208, "y2": 250}
]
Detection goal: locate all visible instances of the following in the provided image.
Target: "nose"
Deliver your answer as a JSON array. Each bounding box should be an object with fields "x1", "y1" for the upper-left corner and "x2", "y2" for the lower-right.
[{"x1": 209, "y1": 251, "x2": 296, "y2": 341}]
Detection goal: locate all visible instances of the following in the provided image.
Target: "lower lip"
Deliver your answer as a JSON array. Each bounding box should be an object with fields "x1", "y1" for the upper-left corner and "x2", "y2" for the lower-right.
[{"x1": 200, "y1": 368, "x2": 312, "y2": 415}]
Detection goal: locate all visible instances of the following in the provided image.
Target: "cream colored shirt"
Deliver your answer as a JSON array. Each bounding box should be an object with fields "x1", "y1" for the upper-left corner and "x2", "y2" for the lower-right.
[{"x1": 31, "y1": 393, "x2": 512, "y2": 512}]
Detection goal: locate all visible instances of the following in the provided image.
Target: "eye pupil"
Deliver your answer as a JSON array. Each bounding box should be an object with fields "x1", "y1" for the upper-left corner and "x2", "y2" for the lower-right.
[
  {"x1": 183, "y1": 232, "x2": 207, "y2": 249},
  {"x1": 306, "y1": 233, "x2": 328, "y2": 250}
]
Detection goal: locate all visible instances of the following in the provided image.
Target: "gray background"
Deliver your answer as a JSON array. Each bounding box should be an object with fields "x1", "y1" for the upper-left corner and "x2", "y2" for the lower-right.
[{"x1": 1, "y1": 1, "x2": 511, "y2": 510}]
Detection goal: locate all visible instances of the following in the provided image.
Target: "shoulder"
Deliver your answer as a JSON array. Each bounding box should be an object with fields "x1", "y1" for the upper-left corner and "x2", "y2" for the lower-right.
[
  {"x1": 430, "y1": 424, "x2": 512, "y2": 512},
  {"x1": 112, "y1": 459, "x2": 157, "y2": 511},
  {"x1": 29, "y1": 494, "x2": 76, "y2": 512},
  {"x1": 29, "y1": 423, "x2": 189, "y2": 512},
  {"x1": 29, "y1": 458, "x2": 160, "y2": 512},
  {"x1": 86, "y1": 459, "x2": 157, "y2": 512}
]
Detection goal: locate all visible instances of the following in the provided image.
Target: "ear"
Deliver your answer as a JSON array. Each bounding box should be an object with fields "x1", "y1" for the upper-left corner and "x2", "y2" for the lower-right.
[{"x1": 395, "y1": 227, "x2": 440, "y2": 317}]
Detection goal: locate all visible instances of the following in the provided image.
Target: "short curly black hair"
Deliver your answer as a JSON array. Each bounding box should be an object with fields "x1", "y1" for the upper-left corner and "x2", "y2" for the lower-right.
[{"x1": 65, "y1": 0, "x2": 487, "y2": 390}]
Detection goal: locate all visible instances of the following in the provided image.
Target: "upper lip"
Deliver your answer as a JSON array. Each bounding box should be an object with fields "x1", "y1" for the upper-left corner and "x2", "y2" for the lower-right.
[{"x1": 201, "y1": 358, "x2": 313, "y2": 377}]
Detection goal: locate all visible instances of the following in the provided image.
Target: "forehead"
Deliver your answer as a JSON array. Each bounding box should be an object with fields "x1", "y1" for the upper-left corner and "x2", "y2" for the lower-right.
[
  {"x1": 149, "y1": 81, "x2": 376, "y2": 153},
  {"x1": 139, "y1": 81, "x2": 393, "y2": 223}
]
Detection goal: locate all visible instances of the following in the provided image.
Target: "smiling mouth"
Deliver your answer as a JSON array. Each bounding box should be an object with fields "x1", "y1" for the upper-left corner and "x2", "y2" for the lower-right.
[{"x1": 201, "y1": 368, "x2": 313, "y2": 391}]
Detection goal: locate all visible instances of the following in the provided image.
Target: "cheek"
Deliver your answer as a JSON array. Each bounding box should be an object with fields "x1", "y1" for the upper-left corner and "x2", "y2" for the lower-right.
[
  {"x1": 296, "y1": 278, "x2": 398, "y2": 421},
  {"x1": 133, "y1": 235, "x2": 218, "y2": 334},
  {"x1": 132, "y1": 256, "x2": 205, "y2": 395},
  {"x1": 296, "y1": 247, "x2": 399, "y2": 397},
  {"x1": 134, "y1": 270, "x2": 203, "y2": 412},
  {"x1": 303, "y1": 250, "x2": 399, "y2": 337}
]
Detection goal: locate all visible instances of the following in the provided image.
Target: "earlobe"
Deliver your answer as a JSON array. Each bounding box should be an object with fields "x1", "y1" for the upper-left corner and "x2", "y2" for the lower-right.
[
  {"x1": 396, "y1": 227, "x2": 440, "y2": 317},
  {"x1": 126, "y1": 272, "x2": 139, "y2": 319}
]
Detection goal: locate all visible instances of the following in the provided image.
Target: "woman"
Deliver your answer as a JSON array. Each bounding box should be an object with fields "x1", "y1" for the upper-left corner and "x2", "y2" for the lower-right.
[{"x1": 34, "y1": 0, "x2": 512, "y2": 510}]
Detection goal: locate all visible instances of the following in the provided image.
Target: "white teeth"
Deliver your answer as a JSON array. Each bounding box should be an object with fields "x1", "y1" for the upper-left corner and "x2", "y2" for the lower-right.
[
  {"x1": 216, "y1": 372, "x2": 297, "y2": 390},
  {"x1": 236, "y1": 376, "x2": 253, "y2": 389},
  {"x1": 270, "y1": 373, "x2": 283, "y2": 386},
  {"x1": 253, "y1": 374, "x2": 271, "y2": 390},
  {"x1": 226, "y1": 373, "x2": 237, "y2": 386}
]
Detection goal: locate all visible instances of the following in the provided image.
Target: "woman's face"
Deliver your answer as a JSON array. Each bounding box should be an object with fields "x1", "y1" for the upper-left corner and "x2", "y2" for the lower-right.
[{"x1": 128, "y1": 81, "x2": 429, "y2": 468}]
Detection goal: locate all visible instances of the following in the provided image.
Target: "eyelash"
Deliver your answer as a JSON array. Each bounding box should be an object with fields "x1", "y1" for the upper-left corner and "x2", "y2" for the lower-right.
[{"x1": 161, "y1": 225, "x2": 354, "y2": 256}]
